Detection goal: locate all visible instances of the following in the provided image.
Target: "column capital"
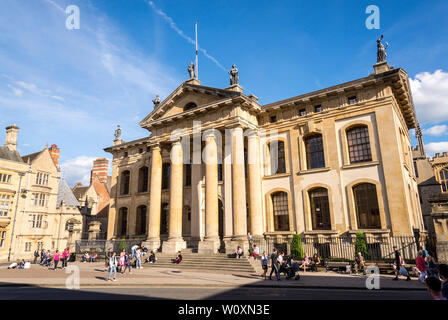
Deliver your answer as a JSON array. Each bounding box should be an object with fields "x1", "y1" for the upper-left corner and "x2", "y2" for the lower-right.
[
  {"x1": 202, "y1": 129, "x2": 220, "y2": 140},
  {"x1": 149, "y1": 142, "x2": 161, "y2": 150},
  {"x1": 246, "y1": 128, "x2": 259, "y2": 139}
]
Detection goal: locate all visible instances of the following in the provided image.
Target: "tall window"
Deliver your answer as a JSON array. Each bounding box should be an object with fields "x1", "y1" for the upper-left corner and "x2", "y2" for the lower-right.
[
  {"x1": 120, "y1": 171, "x2": 131, "y2": 195},
  {"x1": 353, "y1": 183, "x2": 381, "y2": 229},
  {"x1": 0, "y1": 173, "x2": 11, "y2": 184},
  {"x1": 305, "y1": 134, "x2": 325, "y2": 169},
  {"x1": 346, "y1": 126, "x2": 372, "y2": 163},
  {"x1": 138, "y1": 166, "x2": 149, "y2": 193},
  {"x1": 184, "y1": 164, "x2": 192, "y2": 187},
  {"x1": 161, "y1": 203, "x2": 169, "y2": 234},
  {"x1": 0, "y1": 194, "x2": 11, "y2": 216},
  {"x1": 25, "y1": 242, "x2": 32, "y2": 252},
  {"x1": 439, "y1": 168, "x2": 448, "y2": 192},
  {"x1": 270, "y1": 141, "x2": 286, "y2": 175},
  {"x1": 136, "y1": 205, "x2": 147, "y2": 235},
  {"x1": 218, "y1": 163, "x2": 223, "y2": 182},
  {"x1": 0, "y1": 230, "x2": 6, "y2": 248},
  {"x1": 309, "y1": 188, "x2": 331, "y2": 230},
  {"x1": 272, "y1": 191, "x2": 290, "y2": 231},
  {"x1": 162, "y1": 163, "x2": 171, "y2": 190},
  {"x1": 118, "y1": 208, "x2": 128, "y2": 236}
]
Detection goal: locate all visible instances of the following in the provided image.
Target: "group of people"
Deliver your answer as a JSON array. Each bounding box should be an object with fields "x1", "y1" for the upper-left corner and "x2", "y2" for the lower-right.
[
  {"x1": 7, "y1": 259, "x2": 30, "y2": 269},
  {"x1": 104, "y1": 245, "x2": 157, "y2": 281},
  {"x1": 35, "y1": 247, "x2": 70, "y2": 270},
  {"x1": 81, "y1": 252, "x2": 98, "y2": 262}
]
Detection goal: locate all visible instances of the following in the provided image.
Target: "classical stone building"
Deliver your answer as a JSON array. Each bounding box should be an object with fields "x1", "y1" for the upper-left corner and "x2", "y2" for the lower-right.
[
  {"x1": 105, "y1": 61, "x2": 425, "y2": 254},
  {"x1": 72, "y1": 158, "x2": 110, "y2": 240},
  {"x1": 0, "y1": 125, "x2": 82, "y2": 261}
]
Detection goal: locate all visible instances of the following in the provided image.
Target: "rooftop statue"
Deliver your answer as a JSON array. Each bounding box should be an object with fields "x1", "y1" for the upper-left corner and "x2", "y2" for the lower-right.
[
  {"x1": 187, "y1": 61, "x2": 196, "y2": 79},
  {"x1": 152, "y1": 94, "x2": 160, "y2": 107},
  {"x1": 228, "y1": 63, "x2": 239, "y2": 86},
  {"x1": 114, "y1": 125, "x2": 121, "y2": 140},
  {"x1": 377, "y1": 35, "x2": 389, "y2": 63}
]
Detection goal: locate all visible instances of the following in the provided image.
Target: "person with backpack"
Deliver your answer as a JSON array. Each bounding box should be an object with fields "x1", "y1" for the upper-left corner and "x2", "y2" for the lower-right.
[
  {"x1": 107, "y1": 252, "x2": 118, "y2": 281},
  {"x1": 124, "y1": 253, "x2": 132, "y2": 274},
  {"x1": 33, "y1": 249, "x2": 39, "y2": 264},
  {"x1": 105, "y1": 248, "x2": 112, "y2": 271}
]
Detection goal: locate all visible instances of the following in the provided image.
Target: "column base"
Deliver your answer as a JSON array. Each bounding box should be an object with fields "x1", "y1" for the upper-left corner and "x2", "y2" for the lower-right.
[
  {"x1": 141, "y1": 239, "x2": 161, "y2": 252},
  {"x1": 198, "y1": 239, "x2": 220, "y2": 255},
  {"x1": 162, "y1": 239, "x2": 187, "y2": 254}
]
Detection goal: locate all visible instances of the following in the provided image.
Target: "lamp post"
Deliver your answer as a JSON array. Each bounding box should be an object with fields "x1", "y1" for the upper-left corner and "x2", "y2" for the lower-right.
[{"x1": 8, "y1": 172, "x2": 25, "y2": 262}]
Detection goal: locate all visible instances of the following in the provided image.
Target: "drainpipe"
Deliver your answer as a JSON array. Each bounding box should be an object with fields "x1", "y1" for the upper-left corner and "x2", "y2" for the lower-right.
[{"x1": 8, "y1": 172, "x2": 25, "y2": 262}]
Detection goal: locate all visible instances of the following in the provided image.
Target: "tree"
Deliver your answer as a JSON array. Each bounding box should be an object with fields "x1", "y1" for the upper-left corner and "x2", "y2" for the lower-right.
[
  {"x1": 354, "y1": 232, "x2": 370, "y2": 260},
  {"x1": 118, "y1": 238, "x2": 127, "y2": 253},
  {"x1": 290, "y1": 234, "x2": 304, "y2": 259}
]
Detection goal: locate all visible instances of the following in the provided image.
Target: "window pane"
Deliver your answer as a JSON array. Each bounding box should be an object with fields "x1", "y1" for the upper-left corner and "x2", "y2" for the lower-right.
[
  {"x1": 347, "y1": 126, "x2": 372, "y2": 163},
  {"x1": 305, "y1": 135, "x2": 325, "y2": 169},
  {"x1": 272, "y1": 192, "x2": 289, "y2": 231},
  {"x1": 309, "y1": 188, "x2": 331, "y2": 230}
]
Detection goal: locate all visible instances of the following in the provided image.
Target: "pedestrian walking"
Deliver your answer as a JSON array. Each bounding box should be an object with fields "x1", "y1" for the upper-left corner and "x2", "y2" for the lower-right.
[
  {"x1": 269, "y1": 248, "x2": 280, "y2": 281},
  {"x1": 393, "y1": 246, "x2": 411, "y2": 281},
  {"x1": 105, "y1": 248, "x2": 112, "y2": 271},
  {"x1": 135, "y1": 248, "x2": 143, "y2": 269},
  {"x1": 260, "y1": 251, "x2": 268, "y2": 279},
  {"x1": 124, "y1": 253, "x2": 132, "y2": 274},
  {"x1": 119, "y1": 252, "x2": 126, "y2": 273},
  {"x1": 415, "y1": 250, "x2": 427, "y2": 283},
  {"x1": 53, "y1": 250, "x2": 60, "y2": 270},
  {"x1": 107, "y1": 252, "x2": 118, "y2": 281}
]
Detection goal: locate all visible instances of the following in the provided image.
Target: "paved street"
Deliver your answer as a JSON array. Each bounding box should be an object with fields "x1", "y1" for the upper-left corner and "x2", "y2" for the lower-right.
[
  {"x1": 0, "y1": 286, "x2": 431, "y2": 300},
  {"x1": 0, "y1": 262, "x2": 431, "y2": 300}
]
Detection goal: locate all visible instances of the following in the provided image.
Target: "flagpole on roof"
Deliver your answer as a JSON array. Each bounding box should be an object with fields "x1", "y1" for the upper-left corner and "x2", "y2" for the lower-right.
[{"x1": 195, "y1": 22, "x2": 198, "y2": 80}]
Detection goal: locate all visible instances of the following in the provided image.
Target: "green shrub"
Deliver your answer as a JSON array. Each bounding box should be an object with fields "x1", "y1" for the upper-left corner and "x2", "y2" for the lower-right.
[
  {"x1": 354, "y1": 232, "x2": 370, "y2": 260},
  {"x1": 290, "y1": 234, "x2": 304, "y2": 259},
  {"x1": 118, "y1": 238, "x2": 127, "y2": 253}
]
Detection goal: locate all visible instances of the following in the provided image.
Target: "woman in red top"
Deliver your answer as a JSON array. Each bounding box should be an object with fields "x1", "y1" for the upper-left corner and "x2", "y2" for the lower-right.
[{"x1": 415, "y1": 250, "x2": 427, "y2": 283}]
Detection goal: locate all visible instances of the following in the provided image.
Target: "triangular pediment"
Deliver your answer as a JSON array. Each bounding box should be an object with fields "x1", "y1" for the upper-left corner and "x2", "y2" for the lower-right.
[{"x1": 140, "y1": 82, "x2": 241, "y2": 128}]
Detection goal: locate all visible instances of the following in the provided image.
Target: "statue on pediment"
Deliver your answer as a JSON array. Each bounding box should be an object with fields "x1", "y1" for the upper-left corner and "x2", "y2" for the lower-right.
[
  {"x1": 228, "y1": 64, "x2": 239, "y2": 85},
  {"x1": 152, "y1": 94, "x2": 160, "y2": 107},
  {"x1": 377, "y1": 35, "x2": 389, "y2": 63},
  {"x1": 188, "y1": 61, "x2": 196, "y2": 79},
  {"x1": 114, "y1": 125, "x2": 121, "y2": 140}
]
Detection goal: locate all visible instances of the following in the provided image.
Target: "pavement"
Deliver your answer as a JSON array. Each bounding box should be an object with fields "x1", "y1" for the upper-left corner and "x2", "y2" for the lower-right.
[{"x1": 0, "y1": 261, "x2": 428, "y2": 291}]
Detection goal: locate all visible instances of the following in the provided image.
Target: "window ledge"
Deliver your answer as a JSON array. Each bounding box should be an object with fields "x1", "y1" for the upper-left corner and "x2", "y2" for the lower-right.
[
  {"x1": 342, "y1": 160, "x2": 379, "y2": 170},
  {"x1": 303, "y1": 230, "x2": 339, "y2": 235},
  {"x1": 298, "y1": 167, "x2": 331, "y2": 175},
  {"x1": 136, "y1": 191, "x2": 149, "y2": 195},
  {"x1": 118, "y1": 194, "x2": 131, "y2": 198},
  {"x1": 263, "y1": 172, "x2": 291, "y2": 180},
  {"x1": 348, "y1": 229, "x2": 390, "y2": 235}
]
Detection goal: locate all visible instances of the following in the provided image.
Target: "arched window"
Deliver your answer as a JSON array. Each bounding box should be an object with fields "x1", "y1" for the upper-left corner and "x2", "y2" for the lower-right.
[
  {"x1": 120, "y1": 171, "x2": 130, "y2": 195},
  {"x1": 439, "y1": 168, "x2": 448, "y2": 192},
  {"x1": 304, "y1": 134, "x2": 325, "y2": 169},
  {"x1": 162, "y1": 163, "x2": 171, "y2": 190},
  {"x1": 353, "y1": 183, "x2": 381, "y2": 229},
  {"x1": 135, "y1": 205, "x2": 147, "y2": 235},
  {"x1": 309, "y1": 188, "x2": 331, "y2": 230},
  {"x1": 184, "y1": 102, "x2": 197, "y2": 111},
  {"x1": 346, "y1": 126, "x2": 372, "y2": 163},
  {"x1": 138, "y1": 166, "x2": 149, "y2": 193},
  {"x1": 271, "y1": 191, "x2": 290, "y2": 231},
  {"x1": 118, "y1": 208, "x2": 128, "y2": 236},
  {"x1": 269, "y1": 141, "x2": 286, "y2": 175}
]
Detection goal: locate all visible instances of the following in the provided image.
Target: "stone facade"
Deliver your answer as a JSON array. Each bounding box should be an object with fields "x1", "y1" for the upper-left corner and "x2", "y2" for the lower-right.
[
  {"x1": 105, "y1": 62, "x2": 425, "y2": 254},
  {"x1": 0, "y1": 125, "x2": 82, "y2": 262}
]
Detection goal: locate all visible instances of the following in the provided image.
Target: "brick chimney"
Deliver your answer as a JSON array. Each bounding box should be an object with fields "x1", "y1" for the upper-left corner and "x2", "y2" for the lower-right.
[
  {"x1": 90, "y1": 158, "x2": 108, "y2": 185},
  {"x1": 49, "y1": 144, "x2": 60, "y2": 167},
  {"x1": 4, "y1": 124, "x2": 19, "y2": 150}
]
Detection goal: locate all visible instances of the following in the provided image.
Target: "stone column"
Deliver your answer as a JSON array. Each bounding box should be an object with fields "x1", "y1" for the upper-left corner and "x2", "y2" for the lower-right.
[
  {"x1": 143, "y1": 145, "x2": 162, "y2": 251},
  {"x1": 229, "y1": 127, "x2": 249, "y2": 252},
  {"x1": 247, "y1": 129, "x2": 263, "y2": 237},
  {"x1": 198, "y1": 131, "x2": 220, "y2": 254},
  {"x1": 162, "y1": 140, "x2": 186, "y2": 253}
]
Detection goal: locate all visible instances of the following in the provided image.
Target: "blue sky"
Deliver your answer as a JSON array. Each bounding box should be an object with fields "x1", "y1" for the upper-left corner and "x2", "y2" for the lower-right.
[{"x1": 1, "y1": 0, "x2": 448, "y2": 185}]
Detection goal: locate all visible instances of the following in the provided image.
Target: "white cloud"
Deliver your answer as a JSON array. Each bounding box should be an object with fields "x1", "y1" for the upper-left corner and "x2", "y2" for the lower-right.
[
  {"x1": 423, "y1": 124, "x2": 448, "y2": 136},
  {"x1": 425, "y1": 142, "x2": 448, "y2": 156},
  {"x1": 60, "y1": 156, "x2": 98, "y2": 186},
  {"x1": 410, "y1": 70, "x2": 448, "y2": 124},
  {"x1": 7, "y1": 84, "x2": 22, "y2": 97}
]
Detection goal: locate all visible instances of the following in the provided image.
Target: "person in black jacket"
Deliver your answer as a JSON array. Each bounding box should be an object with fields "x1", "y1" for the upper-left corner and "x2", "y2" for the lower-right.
[{"x1": 269, "y1": 248, "x2": 280, "y2": 281}]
